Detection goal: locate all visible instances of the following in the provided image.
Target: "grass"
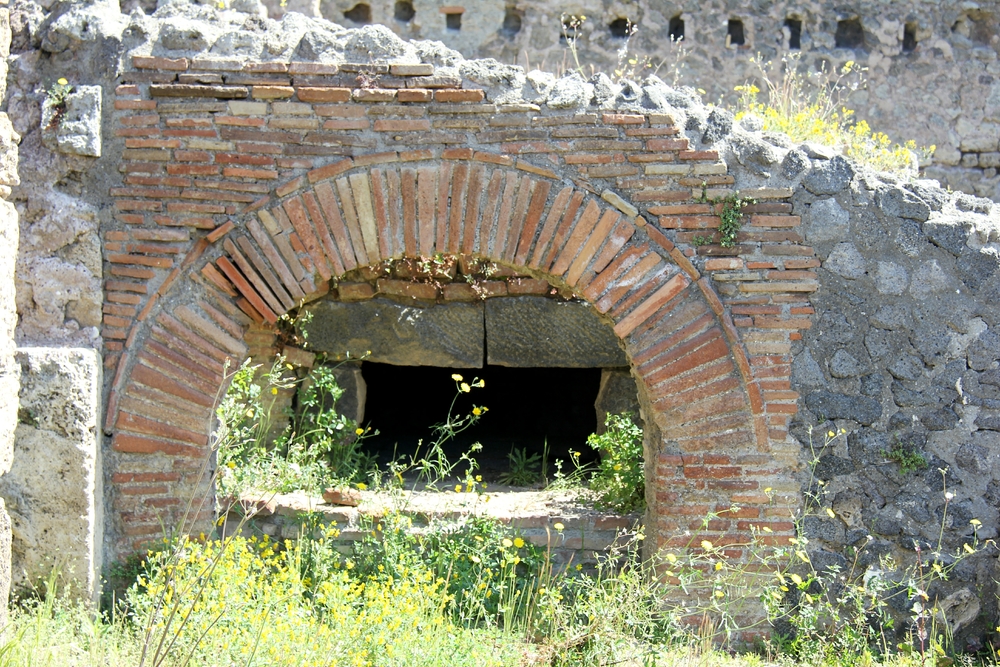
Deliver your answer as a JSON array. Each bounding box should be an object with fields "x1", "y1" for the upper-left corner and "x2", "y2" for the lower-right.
[{"x1": 8, "y1": 364, "x2": 988, "y2": 667}]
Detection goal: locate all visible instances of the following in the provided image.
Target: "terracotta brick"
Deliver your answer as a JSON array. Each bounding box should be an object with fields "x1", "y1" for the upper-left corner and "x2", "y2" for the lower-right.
[
  {"x1": 507, "y1": 278, "x2": 550, "y2": 295},
  {"x1": 374, "y1": 119, "x2": 431, "y2": 132},
  {"x1": 112, "y1": 433, "x2": 204, "y2": 458},
  {"x1": 296, "y1": 87, "x2": 350, "y2": 103},
  {"x1": 353, "y1": 89, "x2": 396, "y2": 102},
  {"x1": 133, "y1": 56, "x2": 189, "y2": 70},
  {"x1": 338, "y1": 282, "x2": 375, "y2": 301},
  {"x1": 397, "y1": 88, "x2": 432, "y2": 102},
  {"x1": 400, "y1": 167, "x2": 418, "y2": 256},
  {"x1": 377, "y1": 279, "x2": 438, "y2": 301},
  {"x1": 614, "y1": 272, "x2": 691, "y2": 338},
  {"x1": 435, "y1": 89, "x2": 485, "y2": 103}
]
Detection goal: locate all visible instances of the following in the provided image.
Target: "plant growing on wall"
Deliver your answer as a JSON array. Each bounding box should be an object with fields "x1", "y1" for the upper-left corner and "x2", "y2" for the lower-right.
[
  {"x1": 44, "y1": 77, "x2": 72, "y2": 131},
  {"x1": 587, "y1": 413, "x2": 645, "y2": 513},
  {"x1": 697, "y1": 187, "x2": 757, "y2": 248}
]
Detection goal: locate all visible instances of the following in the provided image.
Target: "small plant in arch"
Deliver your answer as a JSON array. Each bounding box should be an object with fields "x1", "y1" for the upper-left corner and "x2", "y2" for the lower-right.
[
  {"x1": 697, "y1": 185, "x2": 756, "y2": 248},
  {"x1": 587, "y1": 412, "x2": 645, "y2": 513}
]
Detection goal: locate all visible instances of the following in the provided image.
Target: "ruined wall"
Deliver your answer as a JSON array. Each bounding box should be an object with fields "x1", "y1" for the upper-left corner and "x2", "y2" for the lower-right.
[
  {"x1": 0, "y1": 0, "x2": 20, "y2": 623},
  {"x1": 252, "y1": 0, "x2": 1000, "y2": 203},
  {"x1": 2, "y1": 0, "x2": 1000, "y2": 642}
]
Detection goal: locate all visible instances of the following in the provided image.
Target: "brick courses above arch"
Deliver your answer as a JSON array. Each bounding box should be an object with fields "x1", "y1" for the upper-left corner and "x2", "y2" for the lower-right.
[{"x1": 104, "y1": 56, "x2": 814, "y2": 558}]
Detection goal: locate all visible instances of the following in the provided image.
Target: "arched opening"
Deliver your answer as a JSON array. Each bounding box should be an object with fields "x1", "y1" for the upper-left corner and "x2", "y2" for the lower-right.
[
  {"x1": 502, "y1": 8, "x2": 522, "y2": 37},
  {"x1": 784, "y1": 17, "x2": 802, "y2": 49},
  {"x1": 668, "y1": 14, "x2": 684, "y2": 42},
  {"x1": 343, "y1": 3, "x2": 372, "y2": 24},
  {"x1": 105, "y1": 144, "x2": 786, "y2": 563},
  {"x1": 902, "y1": 22, "x2": 917, "y2": 52},
  {"x1": 609, "y1": 18, "x2": 633, "y2": 40},
  {"x1": 726, "y1": 18, "x2": 745, "y2": 47},
  {"x1": 835, "y1": 17, "x2": 864, "y2": 49},
  {"x1": 394, "y1": 0, "x2": 415, "y2": 22}
]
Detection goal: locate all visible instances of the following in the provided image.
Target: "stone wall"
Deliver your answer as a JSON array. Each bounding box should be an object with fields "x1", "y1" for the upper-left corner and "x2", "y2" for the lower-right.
[
  {"x1": 248, "y1": 0, "x2": 1000, "y2": 203},
  {"x1": 2, "y1": 0, "x2": 1000, "y2": 643},
  {"x1": 0, "y1": 0, "x2": 19, "y2": 623},
  {"x1": 221, "y1": 489, "x2": 641, "y2": 571},
  {"x1": 1, "y1": 348, "x2": 103, "y2": 601}
]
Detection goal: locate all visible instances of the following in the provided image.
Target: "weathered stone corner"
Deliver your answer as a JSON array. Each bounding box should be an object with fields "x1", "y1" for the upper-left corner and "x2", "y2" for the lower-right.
[
  {"x1": 0, "y1": 348, "x2": 103, "y2": 602},
  {"x1": 41, "y1": 85, "x2": 102, "y2": 158}
]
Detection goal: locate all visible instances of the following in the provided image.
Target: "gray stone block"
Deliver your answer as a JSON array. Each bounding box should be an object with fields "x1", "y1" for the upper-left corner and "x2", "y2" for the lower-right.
[
  {"x1": 802, "y1": 156, "x2": 854, "y2": 195},
  {"x1": 485, "y1": 297, "x2": 625, "y2": 367},
  {"x1": 875, "y1": 186, "x2": 930, "y2": 221},
  {"x1": 40, "y1": 85, "x2": 102, "y2": 157},
  {"x1": 805, "y1": 391, "x2": 881, "y2": 425},
  {"x1": 594, "y1": 368, "x2": 640, "y2": 431},
  {"x1": 804, "y1": 197, "x2": 849, "y2": 243},
  {"x1": 1, "y1": 348, "x2": 102, "y2": 601},
  {"x1": 824, "y1": 242, "x2": 867, "y2": 279},
  {"x1": 304, "y1": 299, "x2": 485, "y2": 368},
  {"x1": 923, "y1": 217, "x2": 971, "y2": 256}
]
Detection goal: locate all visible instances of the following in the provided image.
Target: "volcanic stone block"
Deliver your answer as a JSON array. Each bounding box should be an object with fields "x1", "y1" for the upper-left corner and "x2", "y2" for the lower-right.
[
  {"x1": 305, "y1": 299, "x2": 484, "y2": 368},
  {"x1": 0, "y1": 348, "x2": 102, "y2": 601},
  {"x1": 595, "y1": 368, "x2": 641, "y2": 431},
  {"x1": 485, "y1": 297, "x2": 626, "y2": 367}
]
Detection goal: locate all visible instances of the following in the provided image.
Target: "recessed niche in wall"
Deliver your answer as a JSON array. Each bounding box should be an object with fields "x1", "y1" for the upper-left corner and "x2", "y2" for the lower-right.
[
  {"x1": 502, "y1": 9, "x2": 522, "y2": 37},
  {"x1": 443, "y1": 6, "x2": 463, "y2": 31},
  {"x1": 361, "y1": 363, "x2": 603, "y2": 481},
  {"x1": 668, "y1": 14, "x2": 684, "y2": 41},
  {"x1": 727, "y1": 18, "x2": 745, "y2": 46},
  {"x1": 835, "y1": 17, "x2": 864, "y2": 49},
  {"x1": 902, "y1": 22, "x2": 917, "y2": 52},
  {"x1": 785, "y1": 17, "x2": 802, "y2": 49},
  {"x1": 394, "y1": 0, "x2": 414, "y2": 22},
  {"x1": 609, "y1": 17, "x2": 632, "y2": 39},
  {"x1": 343, "y1": 2, "x2": 371, "y2": 24}
]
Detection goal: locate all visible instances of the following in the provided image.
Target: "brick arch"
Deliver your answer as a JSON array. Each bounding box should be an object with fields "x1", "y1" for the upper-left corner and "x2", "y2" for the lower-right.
[{"x1": 105, "y1": 154, "x2": 787, "y2": 558}]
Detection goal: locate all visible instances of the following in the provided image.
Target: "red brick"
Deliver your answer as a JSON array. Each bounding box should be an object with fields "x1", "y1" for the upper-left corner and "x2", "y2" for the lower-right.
[
  {"x1": 397, "y1": 89, "x2": 432, "y2": 102},
  {"x1": 252, "y1": 85, "x2": 294, "y2": 99},
  {"x1": 435, "y1": 89, "x2": 485, "y2": 102},
  {"x1": 646, "y1": 138, "x2": 689, "y2": 151},
  {"x1": 377, "y1": 279, "x2": 438, "y2": 301},
  {"x1": 296, "y1": 87, "x2": 350, "y2": 103},
  {"x1": 678, "y1": 150, "x2": 720, "y2": 160},
  {"x1": 133, "y1": 56, "x2": 189, "y2": 70},
  {"x1": 112, "y1": 433, "x2": 204, "y2": 458},
  {"x1": 373, "y1": 119, "x2": 431, "y2": 132}
]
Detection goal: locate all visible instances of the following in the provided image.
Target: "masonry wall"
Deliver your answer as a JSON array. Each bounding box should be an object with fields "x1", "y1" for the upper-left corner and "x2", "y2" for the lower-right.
[
  {"x1": 3, "y1": 0, "x2": 1000, "y2": 642},
  {"x1": 244, "y1": 0, "x2": 1000, "y2": 202},
  {"x1": 100, "y1": 37, "x2": 813, "y2": 575},
  {"x1": 0, "y1": 0, "x2": 19, "y2": 622}
]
